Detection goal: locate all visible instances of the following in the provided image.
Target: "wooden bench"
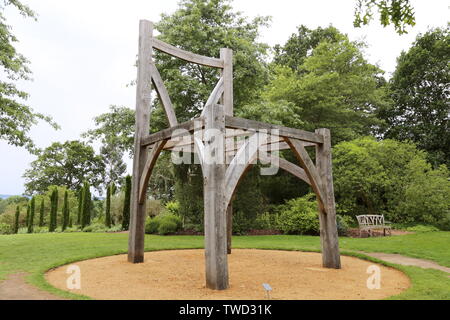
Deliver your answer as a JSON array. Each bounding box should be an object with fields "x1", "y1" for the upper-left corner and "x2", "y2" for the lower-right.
[{"x1": 356, "y1": 215, "x2": 392, "y2": 237}]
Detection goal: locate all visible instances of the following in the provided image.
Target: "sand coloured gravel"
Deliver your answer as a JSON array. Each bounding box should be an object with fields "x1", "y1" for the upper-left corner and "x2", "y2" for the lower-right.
[{"x1": 45, "y1": 249, "x2": 410, "y2": 300}]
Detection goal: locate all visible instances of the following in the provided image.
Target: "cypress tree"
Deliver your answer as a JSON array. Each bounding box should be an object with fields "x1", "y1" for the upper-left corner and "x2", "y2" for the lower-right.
[
  {"x1": 27, "y1": 197, "x2": 35, "y2": 233},
  {"x1": 105, "y1": 184, "x2": 111, "y2": 228},
  {"x1": 62, "y1": 190, "x2": 69, "y2": 231},
  {"x1": 25, "y1": 203, "x2": 30, "y2": 227},
  {"x1": 39, "y1": 198, "x2": 45, "y2": 227},
  {"x1": 14, "y1": 205, "x2": 20, "y2": 234},
  {"x1": 81, "y1": 181, "x2": 91, "y2": 229},
  {"x1": 49, "y1": 188, "x2": 58, "y2": 232},
  {"x1": 122, "y1": 175, "x2": 131, "y2": 231},
  {"x1": 77, "y1": 188, "x2": 83, "y2": 225}
]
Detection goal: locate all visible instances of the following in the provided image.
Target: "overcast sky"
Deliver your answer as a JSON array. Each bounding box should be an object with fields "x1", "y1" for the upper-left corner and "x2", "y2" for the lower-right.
[{"x1": 1, "y1": 0, "x2": 449, "y2": 195}]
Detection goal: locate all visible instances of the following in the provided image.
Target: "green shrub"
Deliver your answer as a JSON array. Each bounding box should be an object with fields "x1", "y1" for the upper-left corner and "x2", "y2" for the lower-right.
[
  {"x1": 336, "y1": 215, "x2": 350, "y2": 236},
  {"x1": 83, "y1": 223, "x2": 108, "y2": 233},
  {"x1": 164, "y1": 200, "x2": 180, "y2": 215},
  {"x1": 33, "y1": 226, "x2": 49, "y2": 234},
  {"x1": 232, "y1": 211, "x2": 254, "y2": 235},
  {"x1": 183, "y1": 222, "x2": 203, "y2": 233},
  {"x1": 276, "y1": 194, "x2": 319, "y2": 235},
  {"x1": 17, "y1": 227, "x2": 28, "y2": 234},
  {"x1": 163, "y1": 214, "x2": 182, "y2": 230},
  {"x1": 147, "y1": 199, "x2": 163, "y2": 217},
  {"x1": 437, "y1": 212, "x2": 450, "y2": 231},
  {"x1": 406, "y1": 224, "x2": 440, "y2": 233},
  {"x1": 145, "y1": 217, "x2": 160, "y2": 234},
  {"x1": 106, "y1": 225, "x2": 123, "y2": 232},
  {"x1": 63, "y1": 226, "x2": 80, "y2": 233},
  {"x1": 0, "y1": 223, "x2": 12, "y2": 235},
  {"x1": 254, "y1": 212, "x2": 278, "y2": 230},
  {"x1": 157, "y1": 219, "x2": 178, "y2": 235}
]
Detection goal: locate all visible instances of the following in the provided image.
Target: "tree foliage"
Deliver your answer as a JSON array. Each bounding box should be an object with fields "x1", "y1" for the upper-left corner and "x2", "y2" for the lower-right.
[
  {"x1": 253, "y1": 28, "x2": 388, "y2": 144},
  {"x1": 0, "y1": 1, "x2": 58, "y2": 153},
  {"x1": 23, "y1": 140, "x2": 105, "y2": 194},
  {"x1": 333, "y1": 137, "x2": 450, "y2": 227},
  {"x1": 379, "y1": 27, "x2": 450, "y2": 167},
  {"x1": 353, "y1": 0, "x2": 415, "y2": 34},
  {"x1": 153, "y1": 0, "x2": 270, "y2": 125}
]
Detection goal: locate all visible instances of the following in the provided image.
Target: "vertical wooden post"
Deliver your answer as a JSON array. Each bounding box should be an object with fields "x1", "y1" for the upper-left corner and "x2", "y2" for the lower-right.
[
  {"x1": 226, "y1": 195, "x2": 233, "y2": 254},
  {"x1": 220, "y1": 48, "x2": 233, "y2": 116},
  {"x1": 315, "y1": 128, "x2": 341, "y2": 269},
  {"x1": 128, "y1": 20, "x2": 153, "y2": 263},
  {"x1": 203, "y1": 104, "x2": 229, "y2": 290},
  {"x1": 221, "y1": 48, "x2": 233, "y2": 254}
]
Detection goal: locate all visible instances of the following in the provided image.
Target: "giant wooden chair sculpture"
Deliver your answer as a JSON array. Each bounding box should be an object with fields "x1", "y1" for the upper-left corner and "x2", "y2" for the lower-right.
[{"x1": 128, "y1": 20, "x2": 341, "y2": 290}]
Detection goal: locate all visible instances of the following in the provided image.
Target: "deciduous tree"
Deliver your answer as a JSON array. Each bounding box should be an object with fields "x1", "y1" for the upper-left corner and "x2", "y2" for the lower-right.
[
  {"x1": 23, "y1": 140, "x2": 105, "y2": 194},
  {"x1": 379, "y1": 27, "x2": 450, "y2": 167},
  {"x1": 0, "y1": 1, "x2": 58, "y2": 153}
]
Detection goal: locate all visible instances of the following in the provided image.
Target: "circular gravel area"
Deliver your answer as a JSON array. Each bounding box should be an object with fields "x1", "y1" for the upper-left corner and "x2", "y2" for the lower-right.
[{"x1": 46, "y1": 249, "x2": 410, "y2": 300}]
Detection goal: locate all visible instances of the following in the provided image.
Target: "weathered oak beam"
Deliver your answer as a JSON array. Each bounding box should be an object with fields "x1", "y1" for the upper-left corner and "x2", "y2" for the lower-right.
[
  {"x1": 201, "y1": 77, "x2": 224, "y2": 117},
  {"x1": 152, "y1": 38, "x2": 224, "y2": 68},
  {"x1": 258, "y1": 153, "x2": 311, "y2": 186},
  {"x1": 128, "y1": 20, "x2": 152, "y2": 263},
  {"x1": 149, "y1": 63, "x2": 178, "y2": 127},
  {"x1": 203, "y1": 104, "x2": 228, "y2": 290},
  {"x1": 315, "y1": 128, "x2": 341, "y2": 269},
  {"x1": 138, "y1": 140, "x2": 167, "y2": 204},
  {"x1": 225, "y1": 116, "x2": 324, "y2": 144},
  {"x1": 224, "y1": 133, "x2": 266, "y2": 207},
  {"x1": 286, "y1": 138, "x2": 327, "y2": 212},
  {"x1": 140, "y1": 118, "x2": 203, "y2": 147}
]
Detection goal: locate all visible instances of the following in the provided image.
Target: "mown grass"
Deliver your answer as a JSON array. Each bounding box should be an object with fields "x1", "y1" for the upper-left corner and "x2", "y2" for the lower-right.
[{"x1": 0, "y1": 232, "x2": 449, "y2": 299}]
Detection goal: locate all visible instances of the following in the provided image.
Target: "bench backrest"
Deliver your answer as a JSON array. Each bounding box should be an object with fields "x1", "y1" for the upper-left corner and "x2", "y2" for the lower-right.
[{"x1": 356, "y1": 215, "x2": 385, "y2": 226}]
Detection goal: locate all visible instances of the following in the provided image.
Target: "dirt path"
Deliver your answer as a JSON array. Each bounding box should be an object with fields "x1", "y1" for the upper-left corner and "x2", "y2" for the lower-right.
[
  {"x1": 0, "y1": 273, "x2": 65, "y2": 300},
  {"x1": 361, "y1": 252, "x2": 450, "y2": 274}
]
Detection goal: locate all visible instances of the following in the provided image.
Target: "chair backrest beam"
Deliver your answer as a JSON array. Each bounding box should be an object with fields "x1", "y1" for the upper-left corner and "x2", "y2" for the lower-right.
[{"x1": 152, "y1": 38, "x2": 224, "y2": 68}]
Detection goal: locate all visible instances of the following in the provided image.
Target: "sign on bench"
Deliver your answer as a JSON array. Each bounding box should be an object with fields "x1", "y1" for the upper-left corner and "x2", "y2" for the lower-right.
[{"x1": 356, "y1": 215, "x2": 392, "y2": 237}]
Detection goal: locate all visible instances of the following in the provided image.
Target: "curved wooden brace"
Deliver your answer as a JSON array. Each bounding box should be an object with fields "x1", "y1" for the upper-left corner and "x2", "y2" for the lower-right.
[
  {"x1": 224, "y1": 133, "x2": 266, "y2": 207},
  {"x1": 223, "y1": 151, "x2": 313, "y2": 210},
  {"x1": 138, "y1": 140, "x2": 167, "y2": 204},
  {"x1": 258, "y1": 153, "x2": 311, "y2": 186},
  {"x1": 286, "y1": 138, "x2": 327, "y2": 213},
  {"x1": 201, "y1": 77, "x2": 224, "y2": 117},
  {"x1": 149, "y1": 63, "x2": 178, "y2": 127},
  {"x1": 194, "y1": 137, "x2": 205, "y2": 168},
  {"x1": 152, "y1": 38, "x2": 224, "y2": 68}
]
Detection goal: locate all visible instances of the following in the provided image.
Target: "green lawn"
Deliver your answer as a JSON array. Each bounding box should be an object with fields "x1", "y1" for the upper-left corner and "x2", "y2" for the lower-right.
[{"x1": 0, "y1": 232, "x2": 449, "y2": 300}]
